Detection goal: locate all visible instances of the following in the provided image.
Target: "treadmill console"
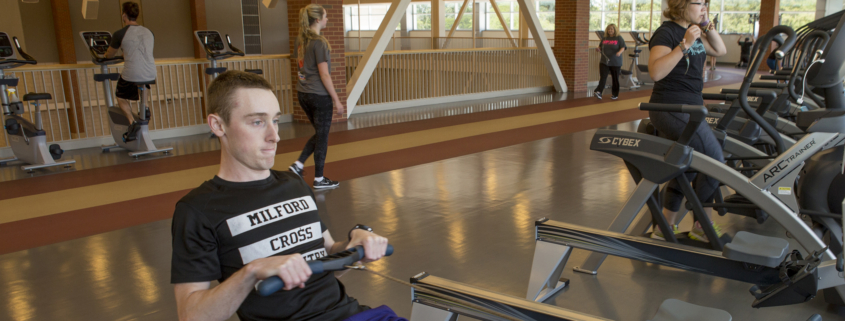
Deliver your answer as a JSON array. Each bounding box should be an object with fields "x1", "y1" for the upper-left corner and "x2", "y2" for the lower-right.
[
  {"x1": 194, "y1": 30, "x2": 235, "y2": 56},
  {"x1": 79, "y1": 31, "x2": 113, "y2": 56},
  {"x1": 0, "y1": 32, "x2": 17, "y2": 59}
]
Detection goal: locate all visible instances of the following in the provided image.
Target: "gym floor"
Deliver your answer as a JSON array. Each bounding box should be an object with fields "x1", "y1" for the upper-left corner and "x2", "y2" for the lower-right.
[{"x1": 1, "y1": 67, "x2": 842, "y2": 321}]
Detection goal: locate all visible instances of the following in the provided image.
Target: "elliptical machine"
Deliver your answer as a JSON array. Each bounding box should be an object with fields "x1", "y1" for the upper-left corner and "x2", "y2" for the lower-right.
[
  {"x1": 0, "y1": 32, "x2": 75, "y2": 171},
  {"x1": 79, "y1": 31, "x2": 172, "y2": 158}
]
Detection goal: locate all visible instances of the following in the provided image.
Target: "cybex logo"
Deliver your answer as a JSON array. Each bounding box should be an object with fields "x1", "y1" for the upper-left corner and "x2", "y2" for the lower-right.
[
  {"x1": 598, "y1": 137, "x2": 641, "y2": 147},
  {"x1": 748, "y1": 96, "x2": 758, "y2": 102},
  {"x1": 705, "y1": 117, "x2": 720, "y2": 124}
]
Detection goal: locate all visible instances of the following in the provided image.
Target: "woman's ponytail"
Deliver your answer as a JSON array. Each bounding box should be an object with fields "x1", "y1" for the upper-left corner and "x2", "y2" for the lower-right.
[{"x1": 297, "y1": 4, "x2": 332, "y2": 63}]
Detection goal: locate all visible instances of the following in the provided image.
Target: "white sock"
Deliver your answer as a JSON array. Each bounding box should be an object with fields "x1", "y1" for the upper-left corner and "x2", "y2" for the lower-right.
[
  {"x1": 294, "y1": 161, "x2": 304, "y2": 169},
  {"x1": 314, "y1": 176, "x2": 324, "y2": 182}
]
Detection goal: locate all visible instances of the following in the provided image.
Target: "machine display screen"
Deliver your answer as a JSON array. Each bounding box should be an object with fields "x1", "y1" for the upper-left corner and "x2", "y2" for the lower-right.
[
  {"x1": 81, "y1": 31, "x2": 113, "y2": 55},
  {"x1": 197, "y1": 31, "x2": 225, "y2": 52},
  {"x1": 0, "y1": 33, "x2": 13, "y2": 58}
]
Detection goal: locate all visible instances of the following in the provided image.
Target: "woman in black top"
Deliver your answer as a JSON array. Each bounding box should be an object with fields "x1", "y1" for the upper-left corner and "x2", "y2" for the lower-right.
[
  {"x1": 647, "y1": 0, "x2": 726, "y2": 242},
  {"x1": 289, "y1": 4, "x2": 343, "y2": 189},
  {"x1": 594, "y1": 24, "x2": 627, "y2": 100}
]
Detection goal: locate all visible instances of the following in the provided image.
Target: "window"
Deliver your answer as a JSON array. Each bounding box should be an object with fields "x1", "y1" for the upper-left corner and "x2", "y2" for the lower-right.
[
  {"x1": 445, "y1": 1, "x2": 473, "y2": 30},
  {"x1": 483, "y1": 0, "x2": 554, "y2": 31},
  {"x1": 590, "y1": 0, "x2": 658, "y2": 32},
  {"x1": 709, "y1": 0, "x2": 761, "y2": 34},
  {"x1": 412, "y1": 3, "x2": 432, "y2": 30},
  {"x1": 779, "y1": 0, "x2": 816, "y2": 29},
  {"x1": 344, "y1": 4, "x2": 400, "y2": 31},
  {"x1": 486, "y1": 1, "x2": 519, "y2": 30},
  {"x1": 537, "y1": 1, "x2": 555, "y2": 30}
]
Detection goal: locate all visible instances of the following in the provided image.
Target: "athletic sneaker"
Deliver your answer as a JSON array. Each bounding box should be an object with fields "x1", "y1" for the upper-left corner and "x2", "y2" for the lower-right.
[
  {"x1": 313, "y1": 177, "x2": 340, "y2": 189},
  {"x1": 688, "y1": 222, "x2": 725, "y2": 242},
  {"x1": 651, "y1": 225, "x2": 680, "y2": 240},
  {"x1": 122, "y1": 122, "x2": 140, "y2": 142},
  {"x1": 288, "y1": 163, "x2": 304, "y2": 178},
  {"x1": 594, "y1": 91, "x2": 602, "y2": 99},
  {"x1": 611, "y1": 96, "x2": 618, "y2": 100}
]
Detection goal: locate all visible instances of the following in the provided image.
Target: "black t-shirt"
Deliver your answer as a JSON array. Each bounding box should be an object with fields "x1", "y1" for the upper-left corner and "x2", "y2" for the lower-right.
[
  {"x1": 739, "y1": 40, "x2": 753, "y2": 54},
  {"x1": 649, "y1": 21, "x2": 707, "y2": 105},
  {"x1": 599, "y1": 36, "x2": 627, "y2": 67},
  {"x1": 171, "y1": 170, "x2": 365, "y2": 321}
]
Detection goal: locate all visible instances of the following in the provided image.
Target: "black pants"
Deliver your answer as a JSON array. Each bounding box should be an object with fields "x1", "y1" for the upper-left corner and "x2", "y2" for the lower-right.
[
  {"x1": 595, "y1": 64, "x2": 620, "y2": 96},
  {"x1": 649, "y1": 110, "x2": 725, "y2": 212},
  {"x1": 297, "y1": 92, "x2": 334, "y2": 177}
]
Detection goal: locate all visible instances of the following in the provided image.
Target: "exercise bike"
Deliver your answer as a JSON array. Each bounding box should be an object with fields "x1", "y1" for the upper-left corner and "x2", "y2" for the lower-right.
[
  {"x1": 194, "y1": 30, "x2": 262, "y2": 79},
  {"x1": 79, "y1": 31, "x2": 172, "y2": 158},
  {"x1": 0, "y1": 32, "x2": 75, "y2": 172},
  {"x1": 631, "y1": 31, "x2": 654, "y2": 85},
  {"x1": 194, "y1": 31, "x2": 263, "y2": 138}
]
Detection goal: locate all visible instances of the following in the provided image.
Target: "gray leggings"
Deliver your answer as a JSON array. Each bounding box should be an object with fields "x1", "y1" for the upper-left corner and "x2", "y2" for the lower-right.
[{"x1": 649, "y1": 110, "x2": 725, "y2": 212}]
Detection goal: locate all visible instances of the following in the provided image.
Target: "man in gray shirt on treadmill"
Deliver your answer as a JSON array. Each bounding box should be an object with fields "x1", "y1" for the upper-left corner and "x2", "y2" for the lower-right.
[{"x1": 105, "y1": 1, "x2": 156, "y2": 141}]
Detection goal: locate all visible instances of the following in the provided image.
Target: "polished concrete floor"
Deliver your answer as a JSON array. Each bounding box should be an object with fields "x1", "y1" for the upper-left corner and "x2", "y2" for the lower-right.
[
  {"x1": 2, "y1": 68, "x2": 841, "y2": 321},
  {"x1": 2, "y1": 123, "x2": 844, "y2": 320}
]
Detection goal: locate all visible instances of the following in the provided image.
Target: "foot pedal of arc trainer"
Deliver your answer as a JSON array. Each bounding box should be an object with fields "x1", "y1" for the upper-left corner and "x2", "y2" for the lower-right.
[
  {"x1": 648, "y1": 299, "x2": 732, "y2": 321},
  {"x1": 723, "y1": 231, "x2": 789, "y2": 268}
]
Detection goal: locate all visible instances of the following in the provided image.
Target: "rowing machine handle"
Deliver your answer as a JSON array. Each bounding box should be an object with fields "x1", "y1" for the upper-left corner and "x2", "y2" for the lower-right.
[{"x1": 255, "y1": 244, "x2": 394, "y2": 297}]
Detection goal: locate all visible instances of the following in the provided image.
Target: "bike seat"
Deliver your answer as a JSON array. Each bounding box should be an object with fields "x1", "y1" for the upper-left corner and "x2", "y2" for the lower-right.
[
  {"x1": 206, "y1": 67, "x2": 228, "y2": 75},
  {"x1": 132, "y1": 80, "x2": 156, "y2": 86},
  {"x1": 723, "y1": 231, "x2": 789, "y2": 268},
  {"x1": 96, "y1": 56, "x2": 124, "y2": 64},
  {"x1": 648, "y1": 299, "x2": 732, "y2": 321},
  {"x1": 22, "y1": 93, "x2": 52, "y2": 101}
]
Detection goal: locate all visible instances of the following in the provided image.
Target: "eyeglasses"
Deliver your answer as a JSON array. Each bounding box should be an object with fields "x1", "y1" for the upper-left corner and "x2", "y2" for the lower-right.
[{"x1": 690, "y1": 2, "x2": 709, "y2": 6}]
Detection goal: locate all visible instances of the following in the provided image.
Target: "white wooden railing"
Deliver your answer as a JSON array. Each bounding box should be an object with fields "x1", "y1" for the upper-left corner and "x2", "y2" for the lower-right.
[
  {"x1": 0, "y1": 55, "x2": 291, "y2": 149},
  {"x1": 346, "y1": 47, "x2": 554, "y2": 107}
]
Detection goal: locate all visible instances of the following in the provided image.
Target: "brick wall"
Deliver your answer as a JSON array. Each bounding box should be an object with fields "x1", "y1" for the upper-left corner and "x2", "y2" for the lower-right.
[
  {"x1": 288, "y1": 0, "x2": 348, "y2": 123},
  {"x1": 758, "y1": 0, "x2": 780, "y2": 71},
  {"x1": 552, "y1": 0, "x2": 590, "y2": 93}
]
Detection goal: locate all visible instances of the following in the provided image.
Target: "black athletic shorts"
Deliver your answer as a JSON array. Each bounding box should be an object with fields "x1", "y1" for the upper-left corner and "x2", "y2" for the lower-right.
[{"x1": 116, "y1": 77, "x2": 151, "y2": 101}]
